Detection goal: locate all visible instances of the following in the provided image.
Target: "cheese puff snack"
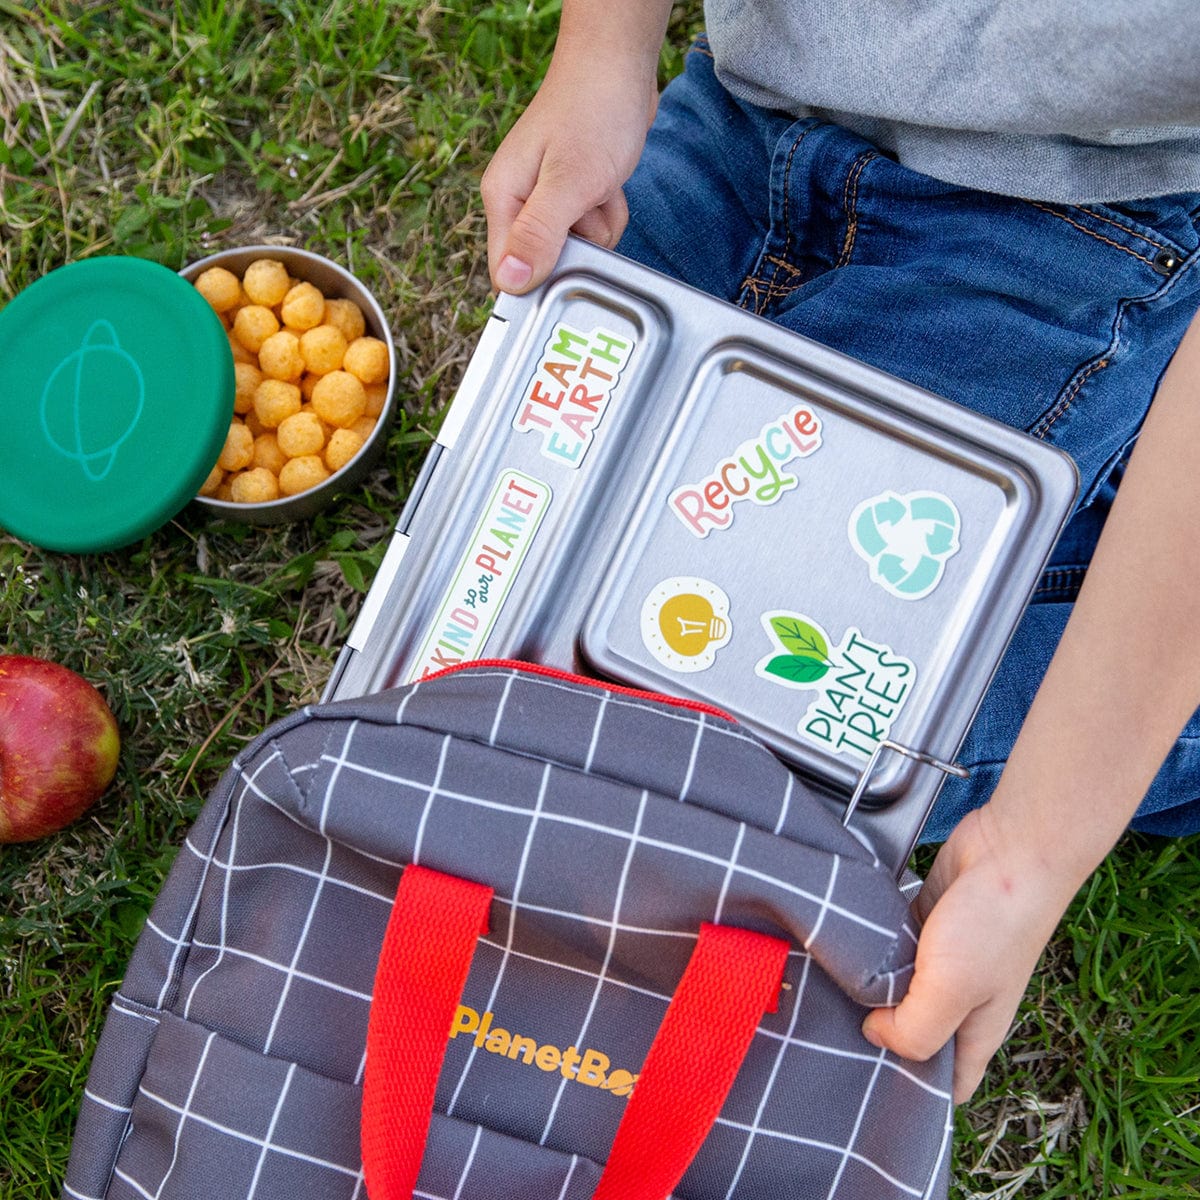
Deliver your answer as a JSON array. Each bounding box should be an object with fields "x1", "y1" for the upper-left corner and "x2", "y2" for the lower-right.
[
  {"x1": 362, "y1": 382, "x2": 387, "y2": 418},
  {"x1": 242, "y1": 259, "x2": 290, "y2": 307},
  {"x1": 253, "y1": 379, "x2": 302, "y2": 428},
  {"x1": 279, "y1": 454, "x2": 331, "y2": 496},
  {"x1": 311, "y1": 370, "x2": 367, "y2": 428},
  {"x1": 193, "y1": 257, "x2": 390, "y2": 507},
  {"x1": 226, "y1": 328, "x2": 257, "y2": 366},
  {"x1": 276, "y1": 410, "x2": 327, "y2": 458},
  {"x1": 325, "y1": 427, "x2": 366, "y2": 472},
  {"x1": 343, "y1": 336, "x2": 389, "y2": 384},
  {"x1": 197, "y1": 462, "x2": 225, "y2": 497},
  {"x1": 233, "y1": 362, "x2": 263, "y2": 415},
  {"x1": 230, "y1": 467, "x2": 281, "y2": 504},
  {"x1": 280, "y1": 282, "x2": 325, "y2": 331},
  {"x1": 217, "y1": 422, "x2": 254, "y2": 471},
  {"x1": 300, "y1": 324, "x2": 348, "y2": 374},
  {"x1": 232, "y1": 305, "x2": 280, "y2": 353},
  {"x1": 323, "y1": 297, "x2": 366, "y2": 342},
  {"x1": 252, "y1": 433, "x2": 289, "y2": 476},
  {"x1": 258, "y1": 330, "x2": 305, "y2": 382},
  {"x1": 194, "y1": 267, "x2": 241, "y2": 314},
  {"x1": 195, "y1": 266, "x2": 242, "y2": 313}
]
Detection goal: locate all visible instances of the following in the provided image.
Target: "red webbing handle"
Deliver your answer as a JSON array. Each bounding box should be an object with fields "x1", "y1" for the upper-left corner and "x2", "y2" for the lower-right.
[
  {"x1": 592, "y1": 922, "x2": 790, "y2": 1200},
  {"x1": 362, "y1": 868, "x2": 788, "y2": 1200},
  {"x1": 362, "y1": 864, "x2": 493, "y2": 1200}
]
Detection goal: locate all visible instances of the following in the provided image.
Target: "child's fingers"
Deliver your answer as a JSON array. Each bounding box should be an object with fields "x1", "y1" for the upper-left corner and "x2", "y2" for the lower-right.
[
  {"x1": 861, "y1": 984, "x2": 968, "y2": 1066},
  {"x1": 480, "y1": 147, "x2": 542, "y2": 290},
  {"x1": 946, "y1": 1000, "x2": 1019, "y2": 1103},
  {"x1": 490, "y1": 168, "x2": 597, "y2": 294},
  {"x1": 863, "y1": 967, "x2": 1021, "y2": 1104},
  {"x1": 569, "y1": 190, "x2": 630, "y2": 252}
]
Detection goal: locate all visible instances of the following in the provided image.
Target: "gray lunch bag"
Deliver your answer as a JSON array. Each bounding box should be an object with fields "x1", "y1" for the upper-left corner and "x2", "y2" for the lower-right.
[{"x1": 64, "y1": 662, "x2": 953, "y2": 1200}]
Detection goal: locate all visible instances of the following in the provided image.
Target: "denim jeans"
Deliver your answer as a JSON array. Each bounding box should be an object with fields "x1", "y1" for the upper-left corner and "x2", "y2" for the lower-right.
[{"x1": 616, "y1": 39, "x2": 1200, "y2": 840}]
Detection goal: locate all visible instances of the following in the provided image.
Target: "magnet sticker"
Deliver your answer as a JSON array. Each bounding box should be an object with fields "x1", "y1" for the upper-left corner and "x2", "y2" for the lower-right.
[
  {"x1": 511, "y1": 322, "x2": 634, "y2": 468},
  {"x1": 755, "y1": 611, "x2": 916, "y2": 761},
  {"x1": 408, "y1": 470, "x2": 552, "y2": 681},
  {"x1": 848, "y1": 490, "x2": 961, "y2": 600},
  {"x1": 668, "y1": 404, "x2": 823, "y2": 537},
  {"x1": 641, "y1": 577, "x2": 733, "y2": 673}
]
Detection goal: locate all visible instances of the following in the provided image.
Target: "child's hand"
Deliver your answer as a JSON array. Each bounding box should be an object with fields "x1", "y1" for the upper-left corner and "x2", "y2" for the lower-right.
[
  {"x1": 482, "y1": 63, "x2": 657, "y2": 294},
  {"x1": 861, "y1": 805, "x2": 1077, "y2": 1103},
  {"x1": 481, "y1": 14, "x2": 665, "y2": 295}
]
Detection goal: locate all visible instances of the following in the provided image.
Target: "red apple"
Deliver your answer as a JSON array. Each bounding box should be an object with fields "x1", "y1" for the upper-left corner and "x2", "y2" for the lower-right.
[{"x1": 0, "y1": 655, "x2": 120, "y2": 843}]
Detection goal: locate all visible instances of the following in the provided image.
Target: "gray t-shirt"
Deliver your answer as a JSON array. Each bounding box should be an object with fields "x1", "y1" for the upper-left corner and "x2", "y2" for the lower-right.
[{"x1": 705, "y1": 0, "x2": 1200, "y2": 203}]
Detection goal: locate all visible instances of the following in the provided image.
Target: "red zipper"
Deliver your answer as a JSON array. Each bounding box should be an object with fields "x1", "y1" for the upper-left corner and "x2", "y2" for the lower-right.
[{"x1": 419, "y1": 658, "x2": 738, "y2": 723}]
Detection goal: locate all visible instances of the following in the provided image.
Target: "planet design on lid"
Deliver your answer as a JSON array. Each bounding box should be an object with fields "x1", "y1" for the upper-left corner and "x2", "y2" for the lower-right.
[{"x1": 39, "y1": 319, "x2": 146, "y2": 482}]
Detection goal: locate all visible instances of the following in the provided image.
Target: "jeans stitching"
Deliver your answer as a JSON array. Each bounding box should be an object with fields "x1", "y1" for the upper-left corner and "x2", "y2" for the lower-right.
[
  {"x1": 1031, "y1": 356, "x2": 1111, "y2": 439},
  {"x1": 1027, "y1": 202, "x2": 1159, "y2": 269},
  {"x1": 742, "y1": 257, "x2": 806, "y2": 309},
  {"x1": 1071, "y1": 206, "x2": 1172, "y2": 254},
  {"x1": 763, "y1": 254, "x2": 803, "y2": 277},
  {"x1": 1034, "y1": 566, "x2": 1087, "y2": 599},
  {"x1": 1032, "y1": 253, "x2": 1198, "y2": 441},
  {"x1": 836, "y1": 151, "x2": 878, "y2": 269},
  {"x1": 739, "y1": 272, "x2": 801, "y2": 312},
  {"x1": 739, "y1": 128, "x2": 814, "y2": 314},
  {"x1": 769, "y1": 127, "x2": 815, "y2": 308}
]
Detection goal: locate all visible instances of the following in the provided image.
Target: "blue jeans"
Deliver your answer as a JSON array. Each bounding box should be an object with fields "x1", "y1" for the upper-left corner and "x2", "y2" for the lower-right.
[{"x1": 616, "y1": 39, "x2": 1200, "y2": 840}]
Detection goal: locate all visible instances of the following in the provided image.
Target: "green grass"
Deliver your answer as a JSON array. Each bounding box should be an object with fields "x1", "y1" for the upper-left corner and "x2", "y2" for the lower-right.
[{"x1": 1, "y1": 2, "x2": 1198, "y2": 1197}]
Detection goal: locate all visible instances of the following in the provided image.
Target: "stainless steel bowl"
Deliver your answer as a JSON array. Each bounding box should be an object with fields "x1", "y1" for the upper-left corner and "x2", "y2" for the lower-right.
[{"x1": 181, "y1": 245, "x2": 397, "y2": 523}]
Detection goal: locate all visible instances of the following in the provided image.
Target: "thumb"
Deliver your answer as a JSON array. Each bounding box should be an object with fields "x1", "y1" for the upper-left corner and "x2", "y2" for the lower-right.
[
  {"x1": 861, "y1": 983, "x2": 969, "y2": 1064},
  {"x1": 493, "y1": 178, "x2": 579, "y2": 295}
]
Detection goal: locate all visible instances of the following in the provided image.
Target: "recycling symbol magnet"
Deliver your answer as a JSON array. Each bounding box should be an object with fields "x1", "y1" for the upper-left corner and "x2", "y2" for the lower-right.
[{"x1": 848, "y1": 490, "x2": 961, "y2": 601}]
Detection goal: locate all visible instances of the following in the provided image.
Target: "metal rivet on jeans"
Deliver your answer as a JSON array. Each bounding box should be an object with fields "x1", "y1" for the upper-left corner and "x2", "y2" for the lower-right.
[{"x1": 1153, "y1": 249, "x2": 1182, "y2": 275}]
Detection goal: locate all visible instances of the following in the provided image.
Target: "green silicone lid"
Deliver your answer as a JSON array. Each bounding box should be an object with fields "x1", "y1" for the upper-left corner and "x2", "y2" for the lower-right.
[{"x1": 0, "y1": 256, "x2": 234, "y2": 553}]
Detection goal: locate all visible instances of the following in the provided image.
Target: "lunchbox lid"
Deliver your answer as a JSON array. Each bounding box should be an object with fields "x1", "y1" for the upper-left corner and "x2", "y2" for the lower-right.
[{"x1": 0, "y1": 256, "x2": 233, "y2": 553}]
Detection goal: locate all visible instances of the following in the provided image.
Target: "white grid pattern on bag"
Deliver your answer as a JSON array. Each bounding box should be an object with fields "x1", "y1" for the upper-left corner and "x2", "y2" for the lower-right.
[
  {"x1": 448, "y1": 667, "x2": 760, "y2": 748},
  {"x1": 182, "y1": 781, "x2": 247, "y2": 1021},
  {"x1": 141, "y1": 864, "x2": 938, "y2": 1101},
  {"x1": 486, "y1": 672, "x2": 516, "y2": 746},
  {"x1": 245, "y1": 1063, "x2": 296, "y2": 1200},
  {"x1": 110, "y1": 1029, "x2": 216, "y2": 1200},
  {"x1": 714, "y1": 1115, "x2": 928, "y2": 1197},
  {"x1": 263, "y1": 834, "x2": 334, "y2": 1055},
  {"x1": 677, "y1": 711, "x2": 707, "y2": 803},
  {"x1": 772, "y1": 770, "x2": 795, "y2": 836},
  {"x1": 131, "y1": 1080, "x2": 361, "y2": 1181},
  {"x1": 722, "y1": 951, "x2": 814, "y2": 1200},
  {"x1": 446, "y1": 760, "x2": 553, "y2": 1116},
  {"x1": 151, "y1": 750, "x2": 278, "y2": 1011},
  {"x1": 922, "y1": 1106, "x2": 955, "y2": 1200},
  {"x1": 317, "y1": 753, "x2": 901, "y2": 941},
  {"x1": 825, "y1": 1044, "x2": 891, "y2": 1198},
  {"x1": 538, "y1": 789, "x2": 649, "y2": 1145},
  {"x1": 78, "y1": 669, "x2": 952, "y2": 1200},
  {"x1": 452, "y1": 1125, "x2": 484, "y2": 1200},
  {"x1": 712, "y1": 820, "x2": 747, "y2": 925},
  {"x1": 411, "y1": 734, "x2": 453, "y2": 867}
]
